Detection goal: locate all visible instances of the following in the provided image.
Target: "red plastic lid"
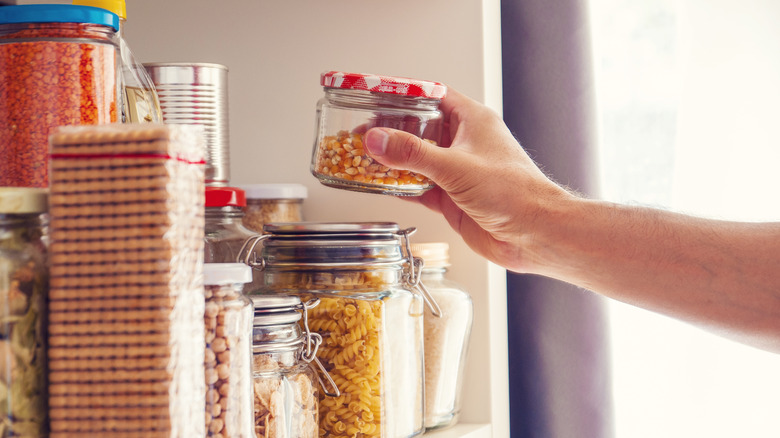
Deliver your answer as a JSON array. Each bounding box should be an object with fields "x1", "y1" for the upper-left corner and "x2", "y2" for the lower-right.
[
  {"x1": 205, "y1": 186, "x2": 246, "y2": 207},
  {"x1": 321, "y1": 71, "x2": 447, "y2": 99}
]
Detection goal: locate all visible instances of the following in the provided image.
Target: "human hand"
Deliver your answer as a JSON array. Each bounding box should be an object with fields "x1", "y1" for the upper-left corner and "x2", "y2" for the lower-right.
[{"x1": 363, "y1": 88, "x2": 576, "y2": 273}]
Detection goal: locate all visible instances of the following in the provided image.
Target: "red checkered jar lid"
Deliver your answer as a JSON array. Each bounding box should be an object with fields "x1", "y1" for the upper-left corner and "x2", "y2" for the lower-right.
[{"x1": 320, "y1": 71, "x2": 447, "y2": 99}]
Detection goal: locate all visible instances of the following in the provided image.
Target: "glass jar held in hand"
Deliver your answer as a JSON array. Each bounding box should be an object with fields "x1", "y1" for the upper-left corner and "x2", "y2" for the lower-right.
[{"x1": 311, "y1": 71, "x2": 446, "y2": 196}]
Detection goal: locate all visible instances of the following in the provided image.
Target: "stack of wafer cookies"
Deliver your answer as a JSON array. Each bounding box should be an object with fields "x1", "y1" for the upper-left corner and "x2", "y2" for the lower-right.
[{"x1": 47, "y1": 124, "x2": 207, "y2": 437}]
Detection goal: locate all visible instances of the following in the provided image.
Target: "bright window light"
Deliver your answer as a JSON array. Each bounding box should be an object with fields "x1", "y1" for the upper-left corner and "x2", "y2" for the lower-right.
[{"x1": 588, "y1": 1, "x2": 780, "y2": 437}]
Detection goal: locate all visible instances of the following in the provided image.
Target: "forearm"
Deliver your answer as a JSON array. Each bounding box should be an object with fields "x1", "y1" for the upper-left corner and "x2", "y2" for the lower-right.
[{"x1": 527, "y1": 198, "x2": 780, "y2": 352}]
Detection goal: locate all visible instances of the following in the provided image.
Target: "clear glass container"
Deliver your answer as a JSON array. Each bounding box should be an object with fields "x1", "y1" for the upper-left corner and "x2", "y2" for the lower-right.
[
  {"x1": 238, "y1": 184, "x2": 307, "y2": 234},
  {"x1": 0, "y1": 5, "x2": 120, "y2": 188},
  {"x1": 72, "y1": 0, "x2": 163, "y2": 123},
  {"x1": 204, "y1": 186, "x2": 263, "y2": 292},
  {"x1": 203, "y1": 263, "x2": 255, "y2": 438},
  {"x1": 252, "y1": 294, "x2": 334, "y2": 438},
  {"x1": 248, "y1": 222, "x2": 441, "y2": 438},
  {"x1": 311, "y1": 71, "x2": 446, "y2": 196},
  {"x1": 0, "y1": 187, "x2": 49, "y2": 437},
  {"x1": 410, "y1": 243, "x2": 473, "y2": 431}
]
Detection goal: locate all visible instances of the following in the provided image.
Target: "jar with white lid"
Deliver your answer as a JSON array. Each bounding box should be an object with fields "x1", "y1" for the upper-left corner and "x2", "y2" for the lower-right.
[
  {"x1": 251, "y1": 294, "x2": 337, "y2": 438},
  {"x1": 311, "y1": 71, "x2": 446, "y2": 196},
  {"x1": 203, "y1": 263, "x2": 255, "y2": 438},
  {"x1": 237, "y1": 183, "x2": 307, "y2": 233},
  {"x1": 0, "y1": 187, "x2": 49, "y2": 437},
  {"x1": 410, "y1": 242, "x2": 473, "y2": 431},
  {"x1": 246, "y1": 222, "x2": 441, "y2": 437}
]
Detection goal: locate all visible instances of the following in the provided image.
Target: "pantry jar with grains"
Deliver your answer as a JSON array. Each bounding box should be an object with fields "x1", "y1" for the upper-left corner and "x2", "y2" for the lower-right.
[
  {"x1": 251, "y1": 294, "x2": 336, "y2": 438},
  {"x1": 0, "y1": 188, "x2": 49, "y2": 437},
  {"x1": 0, "y1": 4, "x2": 119, "y2": 188},
  {"x1": 203, "y1": 263, "x2": 255, "y2": 438},
  {"x1": 410, "y1": 243, "x2": 473, "y2": 431},
  {"x1": 237, "y1": 183, "x2": 307, "y2": 234},
  {"x1": 311, "y1": 71, "x2": 446, "y2": 196},
  {"x1": 248, "y1": 222, "x2": 438, "y2": 438},
  {"x1": 204, "y1": 186, "x2": 262, "y2": 291}
]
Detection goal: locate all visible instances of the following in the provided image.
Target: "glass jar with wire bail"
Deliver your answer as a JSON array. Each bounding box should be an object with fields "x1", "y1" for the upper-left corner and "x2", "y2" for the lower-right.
[
  {"x1": 311, "y1": 71, "x2": 447, "y2": 196},
  {"x1": 251, "y1": 294, "x2": 338, "y2": 438},
  {"x1": 243, "y1": 222, "x2": 441, "y2": 438}
]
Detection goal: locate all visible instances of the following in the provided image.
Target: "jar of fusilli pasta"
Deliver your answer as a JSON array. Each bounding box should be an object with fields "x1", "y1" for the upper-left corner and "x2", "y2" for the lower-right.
[
  {"x1": 245, "y1": 222, "x2": 438, "y2": 438},
  {"x1": 251, "y1": 294, "x2": 337, "y2": 438}
]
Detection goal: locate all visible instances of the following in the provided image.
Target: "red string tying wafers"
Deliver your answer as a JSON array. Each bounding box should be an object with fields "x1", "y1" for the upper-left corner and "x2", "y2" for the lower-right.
[{"x1": 49, "y1": 153, "x2": 207, "y2": 165}]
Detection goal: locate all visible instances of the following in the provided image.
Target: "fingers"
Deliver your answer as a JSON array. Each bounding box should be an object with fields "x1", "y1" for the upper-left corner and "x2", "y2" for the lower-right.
[{"x1": 363, "y1": 127, "x2": 454, "y2": 184}]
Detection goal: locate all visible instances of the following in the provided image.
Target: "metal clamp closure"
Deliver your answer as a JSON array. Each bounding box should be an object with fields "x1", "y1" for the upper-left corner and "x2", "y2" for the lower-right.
[
  {"x1": 238, "y1": 234, "x2": 268, "y2": 270},
  {"x1": 299, "y1": 298, "x2": 340, "y2": 397},
  {"x1": 399, "y1": 227, "x2": 442, "y2": 318}
]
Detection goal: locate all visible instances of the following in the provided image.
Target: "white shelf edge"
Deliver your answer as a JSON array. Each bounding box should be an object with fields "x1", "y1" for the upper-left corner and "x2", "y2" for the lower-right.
[{"x1": 423, "y1": 423, "x2": 492, "y2": 438}]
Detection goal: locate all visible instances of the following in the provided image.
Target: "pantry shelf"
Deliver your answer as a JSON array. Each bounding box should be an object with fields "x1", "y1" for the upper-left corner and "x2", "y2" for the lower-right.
[
  {"x1": 425, "y1": 423, "x2": 492, "y2": 438},
  {"x1": 125, "y1": 0, "x2": 510, "y2": 436}
]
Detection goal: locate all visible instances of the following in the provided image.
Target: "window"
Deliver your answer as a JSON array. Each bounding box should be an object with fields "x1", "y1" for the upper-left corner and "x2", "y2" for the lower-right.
[{"x1": 589, "y1": 1, "x2": 780, "y2": 436}]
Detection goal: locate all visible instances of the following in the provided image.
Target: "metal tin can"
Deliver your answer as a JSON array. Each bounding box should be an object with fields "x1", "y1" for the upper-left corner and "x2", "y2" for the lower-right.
[
  {"x1": 311, "y1": 71, "x2": 446, "y2": 196},
  {"x1": 145, "y1": 62, "x2": 230, "y2": 186}
]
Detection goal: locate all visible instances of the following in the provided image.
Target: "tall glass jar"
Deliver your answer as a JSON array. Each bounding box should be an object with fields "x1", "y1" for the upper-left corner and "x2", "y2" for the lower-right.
[
  {"x1": 0, "y1": 187, "x2": 49, "y2": 437},
  {"x1": 410, "y1": 243, "x2": 473, "y2": 431},
  {"x1": 0, "y1": 5, "x2": 120, "y2": 187},
  {"x1": 203, "y1": 263, "x2": 255, "y2": 438},
  {"x1": 251, "y1": 294, "x2": 335, "y2": 438},
  {"x1": 311, "y1": 71, "x2": 446, "y2": 196},
  {"x1": 204, "y1": 186, "x2": 262, "y2": 292},
  {"x1": 248, "y1": 222, "x2": 439, "y2": 438},
  {"x1": 237, "y1": 183, "x2": 307, "y2": 234}
]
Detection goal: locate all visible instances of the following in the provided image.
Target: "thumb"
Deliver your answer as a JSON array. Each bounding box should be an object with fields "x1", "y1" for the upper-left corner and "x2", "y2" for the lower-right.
[{"x1": 363, "y1": 128, "x2": 447, "y2": 181}]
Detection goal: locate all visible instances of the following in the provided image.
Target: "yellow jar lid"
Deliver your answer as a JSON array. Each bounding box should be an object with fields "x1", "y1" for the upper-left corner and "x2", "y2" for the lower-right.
[
  {"x1": 72, "y1": 0, "x2": 126, "y2": 20},
  {"x1": 0, "y1": 188, "x2": 48, "y2": 214}
]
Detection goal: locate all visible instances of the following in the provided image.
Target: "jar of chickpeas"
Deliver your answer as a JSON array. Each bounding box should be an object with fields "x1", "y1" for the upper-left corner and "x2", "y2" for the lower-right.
[
  {"x1": 203, "y1": 263, "x2": 255, "y2": 438},
  {"x1": 311, "y1": 71, "x2": 446, "y2": 196},
  {"x1": 247, "y1": 222, "x2": 440, "y2": 438}
]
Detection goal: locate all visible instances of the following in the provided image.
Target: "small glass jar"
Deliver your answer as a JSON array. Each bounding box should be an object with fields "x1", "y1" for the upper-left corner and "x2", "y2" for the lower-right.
[
  {"x1": 237, "y1": 183, "x2": 307, "y2": 233},
  {"x1": 410, "y1": 243, "x2": 473, "y2": 431},
  {"x1": 251, "y1": 294, "x2": 335, "y2": 438},
  {"x1": 0, "y1": 187, "x2": 49, "y2": 436},
  {"x1": 248, "y1": 222, "x2": 441, "y2": 438},
  {"x1": 311, "y1": 71, "x2": 447, "y2": 196},
  {"x1": 204, "y1": 186, "x2": 263, "y2": 291},
  {"x1": 203, "y1": 263, "x2": 255, "y2": 438},
  {"x1": 0, "y1": 5, "x2": 120, "y2": 187}
]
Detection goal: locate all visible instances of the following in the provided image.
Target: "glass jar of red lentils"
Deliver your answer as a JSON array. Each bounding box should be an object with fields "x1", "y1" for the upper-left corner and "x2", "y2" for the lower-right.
[
  {"x1": 0, "y1": 4, "x2": 120, "y2": 188},
  {"x1": 311, "y1": 71, "x2": 447, "y2": 196}
]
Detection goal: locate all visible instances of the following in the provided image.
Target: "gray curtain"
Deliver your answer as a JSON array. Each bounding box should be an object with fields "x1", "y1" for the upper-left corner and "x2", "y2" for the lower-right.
[{"x1": 501, "y1": 1, "x2": 614, "y2": 437}]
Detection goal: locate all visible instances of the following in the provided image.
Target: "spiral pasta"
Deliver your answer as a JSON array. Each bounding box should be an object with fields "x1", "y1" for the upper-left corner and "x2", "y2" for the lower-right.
[{"x1": 309, "y1": 295, "x2": 383, "y2": 438}]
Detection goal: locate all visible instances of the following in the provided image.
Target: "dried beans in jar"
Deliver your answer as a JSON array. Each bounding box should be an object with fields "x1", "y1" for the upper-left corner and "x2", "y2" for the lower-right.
[
  {"x1": 204, "y1": 263, "x2": 255, "y2": 438},
  {"x1": 0, "y1": 5, "x2": 120, "y2": 188}
]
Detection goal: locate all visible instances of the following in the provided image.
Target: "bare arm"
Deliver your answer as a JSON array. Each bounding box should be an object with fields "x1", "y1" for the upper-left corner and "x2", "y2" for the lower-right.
[{"x1": 363, "y1": 88, "x2": 780, "y2": 353}]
